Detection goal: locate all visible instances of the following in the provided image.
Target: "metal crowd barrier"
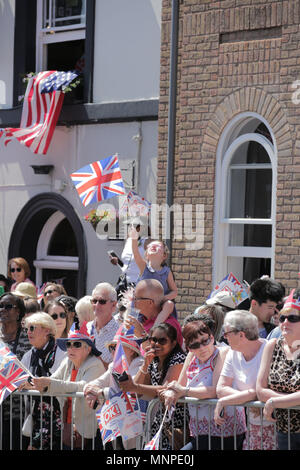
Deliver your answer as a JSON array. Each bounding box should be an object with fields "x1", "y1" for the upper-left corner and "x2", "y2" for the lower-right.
[
  {"x1": 1, "y1": 392, "x2": 300, "y2": 450},
  {"x1": 144, "y1": 397, "x2": 300, "y2": 451}
]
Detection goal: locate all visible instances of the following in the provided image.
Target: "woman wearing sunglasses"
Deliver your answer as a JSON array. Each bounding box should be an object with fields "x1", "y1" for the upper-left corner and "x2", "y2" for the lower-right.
[
  {"x1": 118, "y1": 322, "x2": 186, "y2": 450},
  {"x1": 21, "y1": 312, "x2": 66, "y2": 450},
  {"x1": 214, "y1": 310, "x2": 275, "y2": 450},
  {"x1": 256, "y1": 289, "x2": 300, "y2": 450},
  {"x1": 44, "y1": 299, "x2": 71, "y2": 338},
  {"x1": 0, "y1": 292, "x2": 31, "y2": 449},
  {"x1": 160, "y1": 314, "x2": 242, "y2": 450},
  {"x1": 7, "y1": 257, "x2": 35, "y2": 293},
  {"x1": 31, "y1": 328, "x2": 105, "y2": 450}
]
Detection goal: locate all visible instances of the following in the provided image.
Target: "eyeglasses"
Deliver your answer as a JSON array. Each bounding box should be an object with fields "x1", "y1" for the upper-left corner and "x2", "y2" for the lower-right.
[
  {"x1": 44, "y1": 289, "x2": 58, "y2": 296},
  {"x1": 188, "y1": 337, "x2": 211, "y2": 350},
  {"x1": 26, "y1": 325, "x2": 38, "y2": 333},
  {"x1": 223, "y1": 329, "x2": 239, "y2": 338},
  {"x1": 133, "y1": 297, "x2": 153, "y2": 302},
  {"x1": 66, "y1": 341, "x2": 83, "y2": 349},
  {"x1": 10, "y1": 267, "x2": 22, "y2": 273},
  {"x1": 0, "y1": 303, "x2": 17, "y2": 310},
  {"x1": 279, "y1": 314, "x2": 300, "y2": 324},
  {"x1": 148, "y1": 336, "x2": 168, "y2": 345},
  {"x1": 91, "y1": 298, "x2": 111, "y2": 305},
  {"x1": 50, "y1": 312, "x2": 67, "y2": 320}
]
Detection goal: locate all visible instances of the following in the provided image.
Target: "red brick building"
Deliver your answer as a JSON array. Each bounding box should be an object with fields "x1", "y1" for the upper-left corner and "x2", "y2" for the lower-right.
[{"x1": 157, "y1": 1, "x2": 300, "y2": 318}]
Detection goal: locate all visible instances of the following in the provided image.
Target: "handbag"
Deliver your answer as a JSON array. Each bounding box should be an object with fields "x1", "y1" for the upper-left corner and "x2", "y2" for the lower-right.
[{"x1": 22, "y1": 413, "x2": 33, "y2": 437}]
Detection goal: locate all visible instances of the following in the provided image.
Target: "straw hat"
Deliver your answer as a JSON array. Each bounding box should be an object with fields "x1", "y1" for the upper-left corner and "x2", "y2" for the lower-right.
[
  {"x1": 206, "y1": 291, "x2": 236, "y2": 309},
  {"x1": 13, "y1": 282, "x2": 37, "y2": 299}
]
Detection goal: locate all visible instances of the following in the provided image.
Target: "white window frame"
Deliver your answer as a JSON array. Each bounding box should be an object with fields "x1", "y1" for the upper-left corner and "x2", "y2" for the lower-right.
[
  {"x1": 36, "y1": 0, "x2": 86, "y2": 72},
  {"x1": 213, "y1": 112, "x2": 277, "y2": 285},
  {"x1": 33, "y1": 211, "x2": 79, "y2": 287}
]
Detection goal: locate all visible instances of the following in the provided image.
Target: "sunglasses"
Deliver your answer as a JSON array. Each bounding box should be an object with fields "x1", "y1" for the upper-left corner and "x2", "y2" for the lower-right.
[
  {"x1": 66, "y1": 341, "x2": 84, "y2": 349},
  {"x1": 223, "y1": 329, "x2": 239, "y2": 338},
  {"x1": 188, "y1": 337, "x2": 211, "y2": 350},
  {"x1": 108, "y1": 344, "x2": 116, "y2": 353},
  {"x1": 51, "y1": 312, "x2": 67, "y2": 320},
  {"x1": 10, "y1": 267, "x2": 22, "y2": 273},
  {"x1": 26, "y1": 325, "x2": 38, "y2": 333},
  {"x1": 45, "y1": 289, "x2": 58, "y2": 295},
  {"x1": 91, "y1": 298, "x2": 110, "y2": 305},
  {"x1": 279, "y1": 314, "x2": 300, "y2": 324},
  {"x1": 149, "y1": 336, "x2": 168, "y2": 345},
  {"x1": 0, "y1": 303, "x2": 17, "y2": 310}
]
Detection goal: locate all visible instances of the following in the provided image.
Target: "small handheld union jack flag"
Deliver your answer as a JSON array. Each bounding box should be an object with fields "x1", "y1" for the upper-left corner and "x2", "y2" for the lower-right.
[
  {"x1": 0, "y1": 361, "x2": 30, "y2": 405},
  {"x1": 70, "y1": 154, "x2": 126, "y2": 207}
]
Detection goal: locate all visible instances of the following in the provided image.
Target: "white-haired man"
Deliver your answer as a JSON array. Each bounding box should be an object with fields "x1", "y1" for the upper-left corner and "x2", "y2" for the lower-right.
[{"x1": 86, "y1": 282, "x2": 119, "y2": 364}]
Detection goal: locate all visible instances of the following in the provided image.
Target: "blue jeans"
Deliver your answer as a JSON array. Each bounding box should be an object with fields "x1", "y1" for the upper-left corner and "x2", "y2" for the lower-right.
[{"x1": 277, "y1": 432, "x2": 300, "y2": 450}]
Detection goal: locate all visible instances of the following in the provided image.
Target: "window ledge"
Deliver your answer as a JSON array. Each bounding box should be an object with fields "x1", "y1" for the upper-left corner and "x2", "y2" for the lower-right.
[{"x1": 0, "y1": 99, "x2": 159, "y2": 128}]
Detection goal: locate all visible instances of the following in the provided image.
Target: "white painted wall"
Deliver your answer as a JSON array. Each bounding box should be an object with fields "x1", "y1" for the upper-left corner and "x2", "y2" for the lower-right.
[
  {"x1": 0, "y1": 0, "x2": 15, "y2": 109},
  {"x1": 93, "y1": 0, "x2": 162, "y2": 103},
  {"x1": 0, "y1": 120, "x2": 158, "y2": 293}
]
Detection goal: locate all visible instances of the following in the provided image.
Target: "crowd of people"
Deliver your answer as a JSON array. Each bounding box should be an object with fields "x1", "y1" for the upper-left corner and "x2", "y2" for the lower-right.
[{"x1": 0, "y1": 227, "x2": 300, "y2": 451}]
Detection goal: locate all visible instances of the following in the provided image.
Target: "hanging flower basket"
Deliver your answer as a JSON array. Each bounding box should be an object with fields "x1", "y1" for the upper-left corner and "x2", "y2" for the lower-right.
[{"x1": 84, "y1": 208, "x2": 118, "y2": 238}]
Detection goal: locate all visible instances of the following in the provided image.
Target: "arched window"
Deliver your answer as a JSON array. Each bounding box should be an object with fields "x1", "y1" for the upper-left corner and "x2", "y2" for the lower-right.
[
  {"x1": 214, "y1": 113, "x2": 277, "y2": 284},
  {"x1": 34, "y1": 211, "x2": 79, "y2": 296}
]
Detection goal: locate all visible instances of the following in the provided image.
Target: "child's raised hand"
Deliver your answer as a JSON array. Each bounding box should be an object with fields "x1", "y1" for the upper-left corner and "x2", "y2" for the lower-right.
[{"x1": 128, "y1": 225, "x2": 139, "y2": 240}]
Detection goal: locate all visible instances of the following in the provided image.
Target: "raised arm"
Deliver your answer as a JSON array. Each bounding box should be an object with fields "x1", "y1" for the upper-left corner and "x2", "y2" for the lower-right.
[{"x1": 128, "y1": 226, "x2": 146, "y2": 274}]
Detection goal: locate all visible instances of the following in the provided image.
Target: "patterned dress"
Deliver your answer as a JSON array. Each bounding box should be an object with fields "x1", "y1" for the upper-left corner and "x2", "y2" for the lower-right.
[
  {"x1": 187, "y1": 349, "x2": 246, "y2": 440},
  {"x1": 268, "y1": 337, "x2": 300, "y2": 434},
  {"x1": 149, "y1": 348, "x2": 186, "y2": 450}
]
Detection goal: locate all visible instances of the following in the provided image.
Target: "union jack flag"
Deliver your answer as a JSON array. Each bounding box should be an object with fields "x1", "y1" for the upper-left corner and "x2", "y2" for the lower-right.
[
  {"x1": 144, "y1": 435, "x2": 160, "y2": 450},
  {"x1": 0, "y1": 70, "x2": 78, "y2": 155},
  {"x1": 0, "y1": 361, "x2": 30, "y2": 405},
  {"x1": 70, "y1": 154, "x2": 125, "y2": 207},
  {"x1": 0, "y1": 343, "x2": 15, "y2": 371}
]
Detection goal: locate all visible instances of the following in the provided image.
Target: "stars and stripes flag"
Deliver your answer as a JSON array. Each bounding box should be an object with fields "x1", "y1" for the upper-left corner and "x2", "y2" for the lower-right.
[
  {"x1": 70, "y1": 154, "x2": 126, "y2": 207},
  {"x1": 0, "y1": 70, "x2": 78, "y2": 155}
]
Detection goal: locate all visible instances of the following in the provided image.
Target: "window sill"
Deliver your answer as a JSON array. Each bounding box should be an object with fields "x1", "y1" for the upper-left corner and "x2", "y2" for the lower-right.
[{"x1": 0, "y1": 99, "x2": 159, "y2": 128}]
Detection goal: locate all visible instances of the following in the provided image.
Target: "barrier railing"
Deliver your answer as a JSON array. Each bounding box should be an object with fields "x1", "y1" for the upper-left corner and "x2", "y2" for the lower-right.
[
  {"x1": 144, "y1": 397, "x2": 300, "y2": 451},
  {"x1": 1, "y1": 392, "x2": 300, "y2": 450}
]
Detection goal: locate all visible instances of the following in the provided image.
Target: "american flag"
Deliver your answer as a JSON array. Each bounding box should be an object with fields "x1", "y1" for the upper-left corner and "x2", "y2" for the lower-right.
[
  {"x1": 0, "y1": 361, "x2": 30, "y2": 405},
  {"x1": 0, "y1": 70, "x2": 78, "y2": 155},
  {"x1": 70, "y1": 154, "x2": 125, "y2": 207}
]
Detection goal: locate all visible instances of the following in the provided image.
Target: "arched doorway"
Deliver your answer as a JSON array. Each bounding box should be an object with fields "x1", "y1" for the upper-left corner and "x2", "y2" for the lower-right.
[{"x1": 8, "y1": 193, "x2": 87, "y2": 298}]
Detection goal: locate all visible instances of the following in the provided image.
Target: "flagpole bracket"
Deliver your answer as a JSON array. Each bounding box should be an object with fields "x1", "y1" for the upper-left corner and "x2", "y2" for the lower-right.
[{"x1": 30, "y1": 165, "x2": 54, "y2": 175}]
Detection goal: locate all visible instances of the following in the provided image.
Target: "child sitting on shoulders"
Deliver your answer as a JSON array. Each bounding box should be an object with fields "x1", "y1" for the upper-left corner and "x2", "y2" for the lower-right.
[{"x1": 129, "y1": 226, "x2": 178, "y2": 324}]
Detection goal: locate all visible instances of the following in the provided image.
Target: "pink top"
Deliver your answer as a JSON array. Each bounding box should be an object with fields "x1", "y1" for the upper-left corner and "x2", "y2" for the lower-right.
[
  {"x1": 143, "y1": 315, "x2": 183, "y2": 347},
  {"x1": 10, "y1": 278, "x2": 36, "y2": 292}
]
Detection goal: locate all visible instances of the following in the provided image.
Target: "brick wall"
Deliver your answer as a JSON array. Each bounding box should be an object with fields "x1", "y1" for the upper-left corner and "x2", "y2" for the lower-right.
[{"x1": 157, "y1": 0, "x2": 300, "y2": 320}]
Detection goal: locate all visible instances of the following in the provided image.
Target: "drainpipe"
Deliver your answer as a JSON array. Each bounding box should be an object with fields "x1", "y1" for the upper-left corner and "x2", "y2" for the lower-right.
[{"x1": 165, "y1": 0, "x2": 180, "y2": 263}]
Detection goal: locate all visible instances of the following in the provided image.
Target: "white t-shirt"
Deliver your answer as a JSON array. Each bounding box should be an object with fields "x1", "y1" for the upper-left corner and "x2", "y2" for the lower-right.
[
  {"x1": 221, "y1": 339, "x2": 267, "y2": 425},
  {"x1": 121, "y1": 237, "x2": 146, "y2": 284}
]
